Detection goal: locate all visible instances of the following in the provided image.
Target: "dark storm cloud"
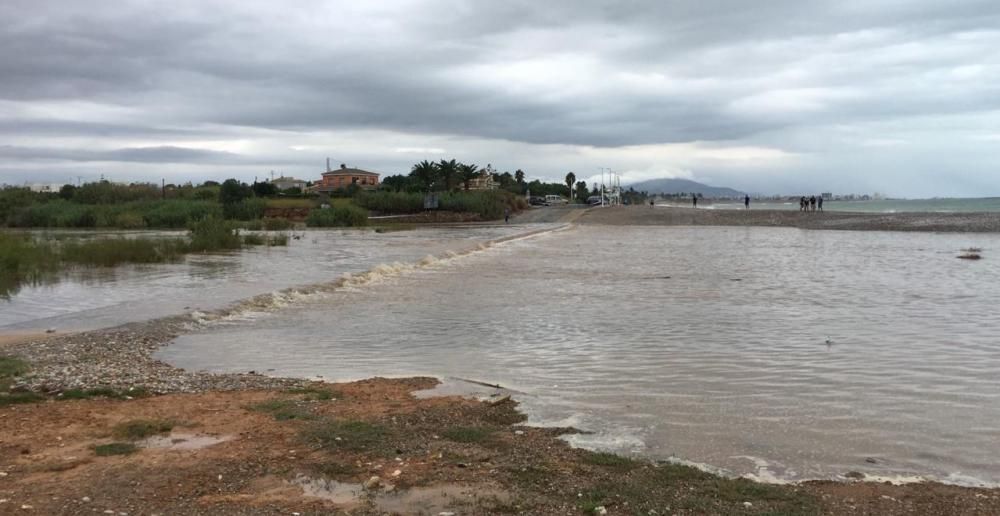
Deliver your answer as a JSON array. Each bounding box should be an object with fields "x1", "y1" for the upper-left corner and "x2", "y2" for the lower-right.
[
  {"x1": 1, "y1": 0, "x2": 999, "y2": 195},
  {"x1": 0, "y1": 145, "x2": 241, "y2": 164}
]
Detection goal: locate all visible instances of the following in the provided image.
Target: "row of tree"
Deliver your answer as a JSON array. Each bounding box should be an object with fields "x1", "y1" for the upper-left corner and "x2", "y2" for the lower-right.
[{"x1": 378, "y1": 159, "x2": 594, "y2": 200}]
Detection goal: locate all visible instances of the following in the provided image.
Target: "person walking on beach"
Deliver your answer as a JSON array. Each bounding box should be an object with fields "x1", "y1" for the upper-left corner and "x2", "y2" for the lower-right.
[
  {"x1": 800, "y1": 196, "x2": 806, "y2": 211},
  {"x1": 692, "y1": 193, "x2": 698, "y2": 208},
  {"x1": 744, "y1": 194, "x2": 750, "y2": 210},
  {"x1": 504, "y1": 206, "x2": 511, "y2": 223},
  {"x1": 818, "y1": 196, "x2": 824, "y2": 211},
  {"x1": 810, "y1": 196, "x2": 817, "y2": 211}
]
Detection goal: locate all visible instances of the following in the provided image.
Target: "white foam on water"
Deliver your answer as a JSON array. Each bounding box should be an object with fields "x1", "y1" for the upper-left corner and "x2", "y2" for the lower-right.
[{"x1": 184, "y1": 224, "x2": 569, "y2": 328}]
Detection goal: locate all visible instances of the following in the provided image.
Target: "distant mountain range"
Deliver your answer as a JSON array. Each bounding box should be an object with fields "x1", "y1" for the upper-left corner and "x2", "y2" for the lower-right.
[{"x1": 628, "y1": 178, "x2": 745, "y2": 197}]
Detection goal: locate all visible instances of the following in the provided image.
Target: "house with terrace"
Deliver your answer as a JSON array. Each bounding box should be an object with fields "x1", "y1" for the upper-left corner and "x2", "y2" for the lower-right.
[{"x1": 310, "y1": 162, "x2": 380, "y2": 193}]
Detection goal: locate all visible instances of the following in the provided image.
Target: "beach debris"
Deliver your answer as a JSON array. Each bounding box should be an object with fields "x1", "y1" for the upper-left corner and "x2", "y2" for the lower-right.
[
  {"x1": 45, "y1": 328, "x2": 56, "y2": 334},
  {"x1": 363, "y1": 476, "x2": 381, "y2": 490},
  {"x1": 825, "y1": 338, "x2": 834, "y2": 347},
  {"x1": 865, "y1": 457, "x2": 878, "y2": 464},
  {"x1": 958, "y1": 252, "x2": 982, "y2": 260},
  {"x1": 844, "y1": 471, "x2": 865, "y2": 480},
  {"x1": 488, "y1": 394, "x2": 512, "y2": 406},
  {"x1": 743, "y1": 501, "x2": 753, "y2": 508}
]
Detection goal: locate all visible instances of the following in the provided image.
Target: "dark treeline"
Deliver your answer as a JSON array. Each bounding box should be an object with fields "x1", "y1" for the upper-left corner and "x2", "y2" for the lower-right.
[{"x1": 380, "y1": 159, "x2": 573, "y2": 198}]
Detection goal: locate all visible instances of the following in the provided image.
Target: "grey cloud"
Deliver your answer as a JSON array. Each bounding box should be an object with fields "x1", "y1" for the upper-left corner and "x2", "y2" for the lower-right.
[
  {"x1": 1, "y1": 0, "x2": 999, "y2": 195},
  {"x1": 0, "y1": 145, "x2": 242, "y2": 164}
]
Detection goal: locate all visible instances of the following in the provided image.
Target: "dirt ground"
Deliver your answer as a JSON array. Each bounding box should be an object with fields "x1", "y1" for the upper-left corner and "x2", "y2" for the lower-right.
[{"x1": 2, "y1": 377, "x2": 999, "y2": 515}]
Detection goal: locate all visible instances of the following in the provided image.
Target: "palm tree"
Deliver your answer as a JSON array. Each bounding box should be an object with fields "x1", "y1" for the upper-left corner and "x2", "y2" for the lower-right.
[
  {"x1": 514, "y1": 169, "x2": 525, "y2": 185},
  {"x1": 410, "y1": 160, "x2": 439, "y2": 191},
  {"x1": 438, "y1": 159, "x2": 459, "y2": 192},
  {"x1": 565, "y1": 172, "x2": 576, "y2": 201},
  {"x1": 458, "y1": 163, "x2": 479, "y2": 191}
]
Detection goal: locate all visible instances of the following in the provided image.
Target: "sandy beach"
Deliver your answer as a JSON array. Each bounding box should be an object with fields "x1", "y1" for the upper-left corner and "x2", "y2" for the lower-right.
[{"x1": 572, "y1": 205, "x2": 1000, "y2": 232}]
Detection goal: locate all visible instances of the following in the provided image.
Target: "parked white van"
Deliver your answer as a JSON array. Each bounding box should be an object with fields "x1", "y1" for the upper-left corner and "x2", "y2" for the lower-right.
[{"x1": 544, "y1": 194, "x2": 569, "y2": 205}]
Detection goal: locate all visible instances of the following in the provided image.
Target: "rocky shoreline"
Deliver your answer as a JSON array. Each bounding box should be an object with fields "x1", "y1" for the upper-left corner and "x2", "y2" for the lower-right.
[{"x1": 2, "y1": 317, "x2": 308, "y2": 395}]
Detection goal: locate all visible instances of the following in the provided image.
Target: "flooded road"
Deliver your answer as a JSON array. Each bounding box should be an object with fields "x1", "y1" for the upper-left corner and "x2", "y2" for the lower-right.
[{"x1": 160, "y1": 224, "x2": 1000, "y2": 485}]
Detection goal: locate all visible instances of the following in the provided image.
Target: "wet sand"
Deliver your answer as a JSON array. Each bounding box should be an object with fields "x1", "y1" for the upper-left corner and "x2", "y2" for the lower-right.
[
  {"x1": 0, "y1": 332, "x2": 56, "y2": 348},
  {"x1": 576, "y1": 205, "x2": 1000, "y2": 232}
]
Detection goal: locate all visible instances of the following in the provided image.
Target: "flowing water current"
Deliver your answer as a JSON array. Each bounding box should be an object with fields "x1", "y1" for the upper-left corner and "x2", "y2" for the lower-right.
[{"x1": 5, "y1": 223, "x2": 1000, "y2": 486}]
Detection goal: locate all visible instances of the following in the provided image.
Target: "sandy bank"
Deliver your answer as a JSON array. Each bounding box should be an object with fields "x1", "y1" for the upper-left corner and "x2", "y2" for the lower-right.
[
  {"x1": 574, "y1": 205, "x2": 1000, "y2": 232},
  {"x1": 0, "y1": 377, "x2": 997, "y2": 515}
]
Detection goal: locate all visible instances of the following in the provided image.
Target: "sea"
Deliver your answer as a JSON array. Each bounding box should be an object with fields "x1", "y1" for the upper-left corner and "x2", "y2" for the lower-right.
[
  {"x1": 665, "y1": 197, "x2": 1000, "y2": 213},
  {"x1": 3, "y1": 221, "x2": 1000, "y2": 486}
]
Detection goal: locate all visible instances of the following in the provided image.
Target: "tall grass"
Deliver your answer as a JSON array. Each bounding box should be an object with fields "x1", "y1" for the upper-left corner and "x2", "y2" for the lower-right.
[
  {"x1": 0, "y1": 233, "x2": 59, "y2": 297},
  {"x1": 6, "y1": 200, "x2": 223, "y2": 229},
  {"x1": 354, "y1": 191, "x2": 425, "y2": 214},
  {"x1": 353, "y1": 190, "x2": 526, "y2": 219},
  {"x1": 59, "y1": 238, "x2": 188, "y2": 266},
  {"x1": 187, "y1": 217, "x2": 243, "y2": 251},
  {"x1": 306, "y1": 205, "x2": 369, "y2": 227}
]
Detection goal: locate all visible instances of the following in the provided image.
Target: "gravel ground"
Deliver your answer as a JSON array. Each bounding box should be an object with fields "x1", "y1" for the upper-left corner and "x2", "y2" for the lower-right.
[{"x1": 2, "y1": 316, "x2": 307, "y2": 394}]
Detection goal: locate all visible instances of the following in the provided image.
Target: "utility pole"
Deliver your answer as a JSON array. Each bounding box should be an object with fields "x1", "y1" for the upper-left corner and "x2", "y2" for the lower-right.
[{"x1": 161, "y1": 178, "x2": 165, "y2": 200}]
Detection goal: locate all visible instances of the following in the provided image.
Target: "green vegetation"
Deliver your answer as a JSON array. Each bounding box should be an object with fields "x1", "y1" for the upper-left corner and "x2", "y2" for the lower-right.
[
  {"x1": 0, "y1": 355, "x2": 37, "y2": 406},
  {"x1": 94, "y1": 442, "x2": 138, "y2": 456},
  {"x1": 286, "y1": 386, "x2": 338, "y2": 401},
  {"x1": 60, "y1": 387, "x2": 150, "y2": 400},
  {"x1": 249, "y1": 399, "x2": 315, "y2": 421},
  {"x1": 306, "y1": 205, "x2": 369, "y2": 227},
  {"x1": 441, "y1": 426, "x2": 495, "y2": 443},
  {"x1": 112, "y1": 418, "x2": 175, "y2": 440},
  {"x1": 582, "y1": 451, "x2": 642, "y2": 470},
  {"x1": 0, "y1": 218, "x2": 291, "y2": 296},
  {"x1": 355, "y1": 190, "x2": 527, "y2": 219},
  {"x1": 304, "y1": 419, "x2": 387, "y2": 451}
]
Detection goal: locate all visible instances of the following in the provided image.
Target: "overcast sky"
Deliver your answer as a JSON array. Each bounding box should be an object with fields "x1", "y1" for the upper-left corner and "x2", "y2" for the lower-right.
[{"x1": 2, "y1": 0, "x2": 999, "y2": 197}]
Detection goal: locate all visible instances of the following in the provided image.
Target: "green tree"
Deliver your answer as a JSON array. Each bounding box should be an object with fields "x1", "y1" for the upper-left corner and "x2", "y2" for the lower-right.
[
  {"x1": 514, "y1": 169, "x2": 525, "y2": 185},
  {"x1": 575, "y1": 181, "x2": 589, "y2": 202},
  {"x1": 438, "y1": 159, "x2": 459, "y2": 191},
  {"x1": 410, "y1": 160, "x2": 439, "y2": 191},
  {"x1": 458, "y1": 163, "x2": 479, "y2": 190},
  {"x1": 565, "y1": 172, "x2": 576, "y2": 201},
  {"x1": 219, "y1": 179, "x2": 251, "y2": 206}
]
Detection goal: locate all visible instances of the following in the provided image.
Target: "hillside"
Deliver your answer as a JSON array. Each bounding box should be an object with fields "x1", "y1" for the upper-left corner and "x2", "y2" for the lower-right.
[{"x1": 628, "y1": 178, "x2": 744, "y2": 197}]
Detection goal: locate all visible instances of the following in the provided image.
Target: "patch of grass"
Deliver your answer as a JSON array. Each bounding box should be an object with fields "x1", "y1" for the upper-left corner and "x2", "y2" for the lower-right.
[
  {"x1": 0, "y1": 355, "x2": 29, "y2": 387},
  {"x1": 314, "y1": 461, "x2": 359, "y2": 477},
  {"x1": 249, "y1": 399, "x2": 315, "y2": 421},
  {"x1": 59, "y1": 237, "x2": 188, "y2": 266},
  {"x1": 262, "y1": 217, "x2": 296, "y2": 230},
  {"x1": 0, "y1": 391, "x2": 45, "y2": 406},
  {"x1": 304, "y1": 419, "x2": 387, "y2": 452},
  {"x1": 112, "y1": 418, "x2": 174, "y2": 440},
  {"x1": 651, "y1": 462, "x2": 716, "y2": 483},
  {"x1": 582, "y1": 451, "x2": 642, "y2": 470},
  {"x1": 305, "y1": 205, "x2": 369, "y2": 227},
  {"x1": 94, "y1": 442, "x2": 138, "y2": 456},
  {"x1": 266, "y1": 198, "x2": 316, "y2": 209},
  {"x1": 441, "y1": 426, "x2": 494, "y2": 443},
  {"x1": 286, "y1": 387, "x2": 337, "y2": 401},
  {"x1": 187, "y1": 216, "x2": 243, "y2": 251},
  {"x1": 59, "y1": 387, "x2": 149, "y2": 400}
]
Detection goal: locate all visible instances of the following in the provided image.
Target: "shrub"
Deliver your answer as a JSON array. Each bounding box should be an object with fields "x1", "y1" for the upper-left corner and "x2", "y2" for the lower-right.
[
  {"x1": 441, "y1": 426, "x2": 494, "y2": 443},
  {"x1": 114, "y1": 211, "x2": 146, "y2": 229},
  {"x1": 141, "y1": 200, "x2": 222, "y2": 228},
  {"x1": 354, "y1": 191, "x2": 425, "y2": 214},
  {"x1": 262, "y1": 217, "x2": 295, "y2": 230},
  {"x1": 59, "y1": 237, "x2": 187, "y2": 266},
  {"x1": 304, "y1": 419, "x2": 386, "y2": 451},
  {"x1": 113, "y1": 419, "x2": 174, "y2": 440},
  {"x1": 94, "y1": 442, "x2": 138, "y2": 456},
  {"x1": 306, "y1": 205, "x2": 369, "y2": 227},
  {"x1": 188, "y1": 217, "x2": 243, "y2": 251},
  {"x1": 223, "y1": 197, "x2": 267, "y2": 221}
]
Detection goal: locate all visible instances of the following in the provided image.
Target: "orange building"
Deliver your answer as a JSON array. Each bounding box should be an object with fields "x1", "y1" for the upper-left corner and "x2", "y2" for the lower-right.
[{"x1": 312, "y1": 163, "x2": 380, "y2": 192}]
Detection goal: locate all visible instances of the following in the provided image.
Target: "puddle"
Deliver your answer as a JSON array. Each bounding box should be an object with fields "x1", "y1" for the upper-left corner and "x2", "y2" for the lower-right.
[
  {"x1": 290, "y1": 475, "x2": 510, "y2": 513},
  {"x1": 140, "y1": 433, "x2": 232, "y2": 450}
]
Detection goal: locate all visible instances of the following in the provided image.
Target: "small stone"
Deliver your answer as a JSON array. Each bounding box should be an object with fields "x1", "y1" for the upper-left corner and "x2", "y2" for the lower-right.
[
  {"x1": 21, "y1": 504, "x2": 33, "y2": 510},
  {"x1": 595, "y1": 506, "x2": 608, "y2": 515},
  {"x1": 514, "y1": 430, "x2": 524, "y2": 435},
  {"x1": 865, "y1": 457, "x2": 878, "y2": 464},
  {"x1": 439, "y1": 512, "x2": 456, "y2": 516},
  {"x1": 0, "y1": 472, "x2": 7, "y2": 477},
  {"x1": 104, "y1": 510, "x2": 115, "y2": 514},
  {"x1": 363, "y1": 476, "x2": 381, "y2": 490},
  {"x1": 743, "y1": 501, "x2": 753, "y2": 507},
  {"x1": 217, "y1": 475, "x2": 222, "y2": 481},
  {"x1": 392, "y1": 469, "x2": 402, "y2": 477},
  {"x1": 82, "y1": 497, "x2": 91, "y2": 503}
]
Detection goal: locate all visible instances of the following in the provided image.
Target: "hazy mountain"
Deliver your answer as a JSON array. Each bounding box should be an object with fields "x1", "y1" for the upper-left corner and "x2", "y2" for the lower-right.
[{"x1": 628, "y1": 178, "x2": 745, "y2": 197}]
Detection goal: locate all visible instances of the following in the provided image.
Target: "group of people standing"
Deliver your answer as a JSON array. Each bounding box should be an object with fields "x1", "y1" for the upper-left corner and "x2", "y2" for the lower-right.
[{"x1": 800, "y1": 195, "x2": 823, "y2": 211}]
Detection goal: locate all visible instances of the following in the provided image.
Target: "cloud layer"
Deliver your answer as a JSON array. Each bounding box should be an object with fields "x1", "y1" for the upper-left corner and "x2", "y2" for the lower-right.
[{"x1": 2, "y1": 0, "x2": 999, "y2": 196}]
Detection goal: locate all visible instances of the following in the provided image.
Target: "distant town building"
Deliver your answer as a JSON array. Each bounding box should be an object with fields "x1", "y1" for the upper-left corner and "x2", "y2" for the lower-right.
[
  {"x1": 821, "y1": 192, "x2": 833, "y2": 200},
  {"x1": 270, "y1": 176, "x2": 307, "y2": 191},
  {"x1": 466, "y1": 171, "x2": 496, "y2": 190},
  {"x1": 27, "y1": 183, "x2": 63, "y2": 193},
  {"x1": 311, "y1": 163, "x2": 380, "y2": 192}
]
